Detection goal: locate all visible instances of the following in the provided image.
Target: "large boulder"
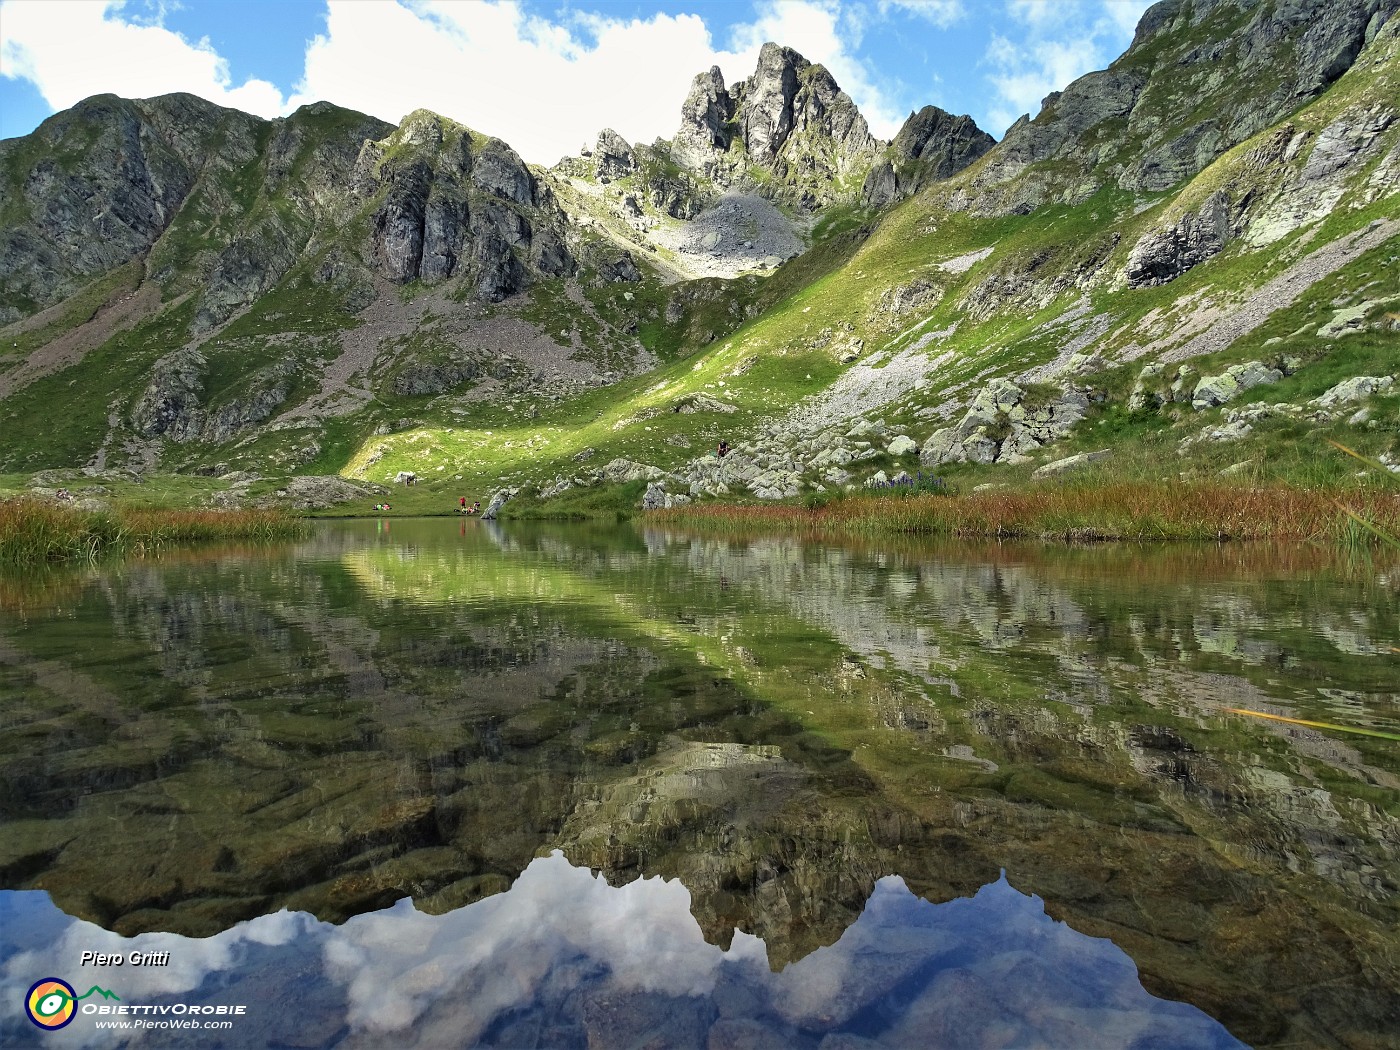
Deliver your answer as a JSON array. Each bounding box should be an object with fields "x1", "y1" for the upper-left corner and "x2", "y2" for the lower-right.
[
  {"x1": 1032, "y1": 449, "x2": 1112, "y2": 479},
  {"x1": 641, "y1": 481, "x2": 669, "y2": 509},
  {"x1": 1313, "y1": 375, "x2": 1396, "y2": 408},
  {"x1": 1191, "y1": 361, "x2": 1283, "y2": 409},
  {"x1": 481, "y1": 487, "x2": 516, "y2": 520}
]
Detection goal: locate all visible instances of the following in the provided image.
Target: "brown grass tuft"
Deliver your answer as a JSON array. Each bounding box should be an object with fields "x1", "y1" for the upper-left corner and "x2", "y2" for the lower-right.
[{"x1": 650, "y1": 482, "x2": 1400, "y2": 544}]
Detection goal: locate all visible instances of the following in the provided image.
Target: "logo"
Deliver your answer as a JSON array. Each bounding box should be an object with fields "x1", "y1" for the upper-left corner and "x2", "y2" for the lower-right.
[{"x1": 24, "y1": 978, "x2": 120, "y2": 1030}]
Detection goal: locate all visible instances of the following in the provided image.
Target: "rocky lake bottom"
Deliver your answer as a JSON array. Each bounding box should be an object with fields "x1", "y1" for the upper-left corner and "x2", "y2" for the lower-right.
[{"x1": 1, "y1": 519, "x2": 1396, "y2": 1048}]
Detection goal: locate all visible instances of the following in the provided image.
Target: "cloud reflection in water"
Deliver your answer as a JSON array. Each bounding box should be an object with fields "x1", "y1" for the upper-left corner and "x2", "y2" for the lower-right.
[{"x1": 1, "y1": 851, "x2": 1243, "y2": 1048}]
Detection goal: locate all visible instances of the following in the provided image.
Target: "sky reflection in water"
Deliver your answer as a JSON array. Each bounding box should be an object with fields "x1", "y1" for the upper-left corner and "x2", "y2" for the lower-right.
[
  {"x1": 0, "y1": 852, "x2": 1242, "y2": 1049},
  {"x1": 1, "y1": 519, "x2": 1396, "y2": 1047}
]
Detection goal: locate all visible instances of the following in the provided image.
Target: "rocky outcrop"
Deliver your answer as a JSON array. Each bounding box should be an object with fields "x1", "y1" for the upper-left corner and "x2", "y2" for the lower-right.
[
  {"x1": 671, "y1": 67, "x2": 737, "y2": 172},
  {"x1": 130, "y1": 348, "x2": 207, "y2": 439},
  {"x1": 1313, "y1": 374, "x2": 1396, "y2": 407},
  {"x1": 593, "y1": 129, "x2": 636, "y2": 183},
  {"x1": 481, "y1": 486, "x2": 517, "y2": 520},
  {"x1": 862, "y1": 107, "x2": 995, "y2": 207},
  {"x1": 0, "y1": 93, "x2": 255, "y2": 318},
  {"x1": 355, "y1": 112, "x2": 575, "y2": 300},
  {"x1": 958, "y1": 0, "x2": 1395, "y2": 215},
  {"x1": 1125, "y1": 190, "x2": 1234, "y2": 287},
  {"x1": 1189, "y1": 360, "x2": 1283, "y2": 409},
  {"x1": 130, "y1": 349, "x2": 297, "y2": 442},
  {"x1": 921, "y1": 379, "x2": 1100, "y2": 466},
  {"x1": 260, "y1": 474, "x2": 381, "y2": 510},
  {"x1": 640, "y1": 481, "x2": 691, "y2": 509},
  {"x1": 670, "y1": 43, "x2": 881, "y2": 209}
]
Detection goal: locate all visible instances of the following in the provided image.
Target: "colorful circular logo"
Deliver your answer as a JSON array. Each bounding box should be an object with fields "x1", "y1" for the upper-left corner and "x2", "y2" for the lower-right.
[{"x1": 25, "y1": 978, "x2": 77, "y2": 1030}]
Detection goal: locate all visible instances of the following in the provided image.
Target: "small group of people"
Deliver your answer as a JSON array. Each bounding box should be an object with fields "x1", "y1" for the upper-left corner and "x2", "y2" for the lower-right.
[
  {"x1": 459, "y1": 497, "x2": 481, "y2": 514},
  {"x1": 374, "y1": 503, "x2": 393, "y2": 512}
]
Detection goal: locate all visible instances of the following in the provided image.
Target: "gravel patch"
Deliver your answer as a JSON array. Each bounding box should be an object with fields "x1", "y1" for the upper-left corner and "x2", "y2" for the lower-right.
[
  {"x1": 782, "y1": 346, "x2": 958, "y2": 437},
  {"x1": 648, "y1": 192, "x2": 806, "y2": 280},
  {"x1": 279, "y1": 280, "x2": 656, "y2": 423},
  {"x1": 1142, "y1": 219, "x2": 1397, "y2": 364},
  {"x1": 937, "y1": 246, "x2": 994, "y2": 273}
]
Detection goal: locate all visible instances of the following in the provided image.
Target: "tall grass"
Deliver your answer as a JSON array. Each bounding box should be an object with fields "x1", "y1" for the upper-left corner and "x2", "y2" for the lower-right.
[
  {"x1": 0, "y1": 499, "x2": 305, "y2": 564},
  {"x1": 650, "y1": 482, "x2": 1400, "y2": 543}
]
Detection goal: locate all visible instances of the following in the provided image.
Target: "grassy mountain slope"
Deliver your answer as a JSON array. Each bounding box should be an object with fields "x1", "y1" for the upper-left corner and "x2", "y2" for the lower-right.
[
  {"x1": 0, "y1": 0, "x2": 1395, "y2": 515},
  {"x1": 343, "y1": 11, "x2": 1400, "y2": 514}
]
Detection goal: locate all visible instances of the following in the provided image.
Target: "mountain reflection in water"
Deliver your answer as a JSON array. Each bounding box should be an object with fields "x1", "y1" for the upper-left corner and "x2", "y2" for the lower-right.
[
  {"x1": 0, "y1": 518, "x2": 1396, "y2": 1048},
  {"x1": 0, "y1": 853, "x2": 1243, "y2": 1049}
]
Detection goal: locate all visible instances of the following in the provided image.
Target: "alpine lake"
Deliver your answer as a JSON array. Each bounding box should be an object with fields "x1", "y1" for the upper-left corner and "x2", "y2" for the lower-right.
[{"x1": 1, "y1": 517, "x2": 1396, "y2": 1049}]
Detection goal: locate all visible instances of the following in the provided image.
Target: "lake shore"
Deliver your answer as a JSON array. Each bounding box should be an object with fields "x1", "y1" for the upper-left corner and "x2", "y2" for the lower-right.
[
  {"x1": 648, "y1": 481, "x2": 1400, "y2": 544},
  {"x1": 0, "y1": 498, "x2": 306, "y2": 564}
]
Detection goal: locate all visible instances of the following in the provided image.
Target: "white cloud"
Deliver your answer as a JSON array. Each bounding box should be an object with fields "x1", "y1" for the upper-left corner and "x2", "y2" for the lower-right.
[
  {"x1": 288, "y1": 0, "x2": 904, "y2": 165},
  {"x1": 877, "y1": 0, "x2": 966, "y2": 29},
  {"x1": 0, "y1": 0, "x2": 286, "y2": 118},
  {"x1": 1101, "y1": 0, "x2": 1155, "y2": 37},
  {"x1": 289, "y1": 1, "x2": 755, "y2": 164},
  {"x1": 980, "y1": 0, "x2": 1149, "y2": 135}
]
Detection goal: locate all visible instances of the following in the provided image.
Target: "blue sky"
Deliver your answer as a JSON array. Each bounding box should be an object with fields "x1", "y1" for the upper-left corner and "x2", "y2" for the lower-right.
[{"x1": 0, "y1": 0, "x2": 1155, "y2": 163}]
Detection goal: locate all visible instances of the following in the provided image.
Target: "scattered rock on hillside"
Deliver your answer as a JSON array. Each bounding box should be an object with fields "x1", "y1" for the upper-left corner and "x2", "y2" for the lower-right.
[
  {"x1": 1191, "y1": 361, "x2": 1283, "y2": 409},
  {"x1": 1032, "y1": 449, "x2": 1112, "y2": 479},
  {"x1": 672, "y1": 392, "x2": 737, "y2": 414},
  {"x1": 886, "y1": 435, "x2": 917, "y2": 456},
  {"x1": 601, "y1": 458, "x2": 667, "y2": 484},
  {"x1": 921, "y1": 378, "x2": 1099, "y2": 466},
  {"x1": 258, "y1": 475, "x2": 382, "y2": 510},
  {"x1": 1317, "y1": 300, "x2": 1381, "y2": 338},
  {"x1": 1313, "y1": 375, "x2": 1396, "y2": 407}
]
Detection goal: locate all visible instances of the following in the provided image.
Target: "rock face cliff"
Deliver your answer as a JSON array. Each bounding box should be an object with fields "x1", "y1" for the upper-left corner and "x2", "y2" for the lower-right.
[
  {"x1": 959, "y1": 0, "x2": 1398, "y2": 215},
  {"x1": 0, "y1": 93, "x2": 257, "y2": 323},
  {"x1": 353, "y1": 111, "x2": 574, "y2": 299},
  {"x1": 668, "y1": 43, "x2": 882, "y2": 209},
  {"x1": 862, "y1": 106, "x2": 997, "y2": 206}
]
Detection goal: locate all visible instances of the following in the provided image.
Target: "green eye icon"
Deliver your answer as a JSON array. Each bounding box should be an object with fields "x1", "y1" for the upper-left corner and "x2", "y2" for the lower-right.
[{"x1": 37, "y1": 990, "x2": 72, "y2": 1016}]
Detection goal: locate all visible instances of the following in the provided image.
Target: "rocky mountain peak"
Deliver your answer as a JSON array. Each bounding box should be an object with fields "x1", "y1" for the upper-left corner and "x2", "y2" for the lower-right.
[
  {"x1": 862, "y1": 105, "x2": 996, "y2": 206},
  {"x1": 593, "y1": 128, "x2": 637, "y2": 182},
  {"x1": 735, "y1": 42, "x2": 806, "y2": 164},
  {"x1": 669, "y1": 42, "x2": 880, "y2": 208},
  {"x1": 672, "y1": 66, "x2": 737, "y2": 172},
  {"x1": 352, "y1": 112, "x2": 573, "y2": 297}
]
